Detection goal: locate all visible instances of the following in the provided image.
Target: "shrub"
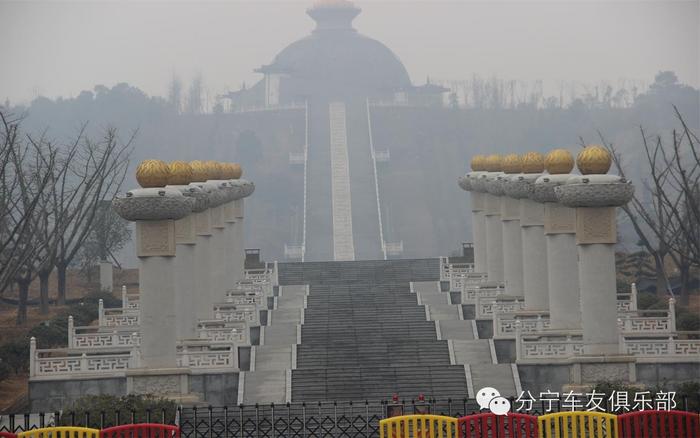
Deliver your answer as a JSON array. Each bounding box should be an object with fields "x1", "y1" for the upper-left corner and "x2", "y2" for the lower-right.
[
  {"x1": 675, "y1": 381, "x2": 700, "y2": 412},
  {"x1": 0, "y1": 340, "x2": 30, "y2": 374},
  {"x1": 59, "y1": 395, "x2": 178, "y2": 427}
]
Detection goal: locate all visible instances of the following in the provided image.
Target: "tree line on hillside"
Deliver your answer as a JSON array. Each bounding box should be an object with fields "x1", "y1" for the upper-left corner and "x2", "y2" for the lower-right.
[{"x1": 0, "y1": 111, "x2": 133, "y2": 324}]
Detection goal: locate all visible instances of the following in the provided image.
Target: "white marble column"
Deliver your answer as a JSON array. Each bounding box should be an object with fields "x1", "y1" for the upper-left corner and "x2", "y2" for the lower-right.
[
  {"x1": 210, "y1": 203, "x2": 227, "y2": 303},
  {"x1": 500, "y1": 195, "x2": 524, "y2": 296},
  {"x1": 484, "y1": 192, "x2": 504, "y2": 283},
  {"x1": 174, "y1": 213, "x2": 197, "y2": 339},
  {"x1": 113, "y1": 187, "x2": 191, "y2": 369},
  {"x1": 231, "y1": 199, "x2": 246, "y2": 280},
  {"x1": 544, "y1": 203, "x2": 580, "y2": 330},
  {"x1": 556, "y1": 172, "x2": 634, "y2": 355},
  {"x1": 194, "y1": 209, "x2": 213, "y2": 322},
  {"x1": 471, "y1": 192, "x2": 488, "y2": 273},
  {"x1": 520, "y1": 197, "x2": 549, "y2": 309}
]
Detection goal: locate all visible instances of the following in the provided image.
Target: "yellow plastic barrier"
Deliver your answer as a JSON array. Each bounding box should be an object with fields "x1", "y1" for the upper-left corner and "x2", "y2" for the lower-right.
[
  {"x1": 380, "y1": 415, "x2": 458, "y2": 438},
  {"x1": 538, "y1": 412, "x2": 618, "y2": 438},
  {"x1": 18, "y1": 427, "x2": 99, "y2": 438}
]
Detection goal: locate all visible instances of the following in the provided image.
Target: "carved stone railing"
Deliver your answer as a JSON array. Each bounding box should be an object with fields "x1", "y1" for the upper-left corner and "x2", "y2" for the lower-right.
[
  {"x1": 475, "y1": 295, "x2": 525, "y2": 319},
  {"x1": 213, "y1": 303, "x2": 259, "y2": 324},
  {"x1": 515, "y1": 330, "x2": 584, "y2": 361},
  {"x1": 177, "y1": 341, "x2": 238, "y2": 369},
  {"x1": 620, "y1": 332, "x2": 700, "y2": 357},
  {"x1": 29, "y1": 337, "x2": 137, "y2": 378},
  {"x1": 461, "y1": 284, "x2": 505, "y2": 304},
  {"x1": 618, "y1": 311, "x2": 674, "y2": 334},
  {"x1": 198, "y1": 323, "x2": 248, "y2": 344},
  {"x1": 68, "y1": 317, "x2": 140, "y2": 349},
  {"x1": 98, "y1": 299, "x2": 140, "y2": 327},
  {"x1": 494, "y1": 311, "x2": 550, "y2": 338}
]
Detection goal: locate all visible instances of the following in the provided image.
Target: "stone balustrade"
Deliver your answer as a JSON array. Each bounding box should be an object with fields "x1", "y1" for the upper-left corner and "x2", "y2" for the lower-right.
[
  {"x1": 461, "y1": 284, "x2": 506, "y2": 304},
  {"x1": 69, "y1": 317, "x2": 140, "y2": 349},
  {"x1": 213, "y1": 303, "x2": 259, "y2": 324},
  {"x1": 475, "y1": 295, "x2": 525, "y2": 319},
  {"x1": 177, "y1": 341, "x2": 238, "y2": 370},
  {"x1": 98, "y1": 299, "x2": 140, "y2": 327},
  {"x1": 493, "y1": 310, "x2": 550, "y2": 338},
  {"x1": 29, "y1": 337, "x2": 138, "y2": 378},
  {"x1": 621, "y1": 333, "x2": 700, "y2": 357},
  {"x1": 197, "y1": 322, "x2": 248, "y2": 344}
]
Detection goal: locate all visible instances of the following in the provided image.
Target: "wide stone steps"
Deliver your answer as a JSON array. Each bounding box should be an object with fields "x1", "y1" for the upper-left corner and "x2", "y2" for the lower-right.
[{"x1": 292, "y1": 366, "x2": 469, "y2": 401}]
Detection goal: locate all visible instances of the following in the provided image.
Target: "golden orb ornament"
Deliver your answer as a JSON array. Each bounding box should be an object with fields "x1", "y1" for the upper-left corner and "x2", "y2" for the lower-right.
[
  {"x1": 521, "y1": 152, "x2": 545, "y2": 174},
  {"x1": 484, "y1": 154, "x2": 503, "y2": 172},
  {"x1": 501, "y1": 154, "x2": 522, "y2": 174},
  {"x1": 205, "y1": 160, "x2": 224, "y2": 180},
  {"x1": 577, "y1": 145, "x2": 612, "y2": 175},
  {"x1": 230, "y1": 163, "x2": 242, "y2": 179},
  {"x1": 544, "y1": 149, "x2": 574, "y2": 174},
  {"x1": 167, "y1": 160, "x2": 193, "y2": 185},
  {"x1": 189, "y1": 160, "x2": 209, "y2": 182},
  {"x1": 135, "y1": 159, "x2": 170, "y2": 188},
  {"x1": 470, "y1": 155, "x2": 486, "y2": 172}
]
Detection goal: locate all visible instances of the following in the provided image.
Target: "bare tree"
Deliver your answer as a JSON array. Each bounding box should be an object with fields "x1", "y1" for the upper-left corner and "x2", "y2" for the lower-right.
[
  {"x1": 53, "y1": 127, "x2": 133, "y2": 304},
  {"x1": 604, "y1": 108, "x2": 700, "y2": 304}
]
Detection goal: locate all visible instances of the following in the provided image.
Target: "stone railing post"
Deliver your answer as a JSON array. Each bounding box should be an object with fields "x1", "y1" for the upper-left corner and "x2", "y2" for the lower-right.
[
  {"x1": 121, "y1": 285, "x2": 127, "y2": 307},
  {"x1": 113, "y1": 164, "x2": 192, "y2": 369},
  {"x1": 669, "y1": 297, "x2": 676, "y2": 332},
  {"x1": 515, "y1": 321, "x2": 523, "y2": 360},
  {"x1": 98, "y1": 299, "x2": 104, "y2": 326},
  {"x1": 68, "y1": 315, "x2": 74, "y2": 347},
  {"x1": 555, "y1": 145, "x2": 634, "y2": 355},
  {"x1": 29, "y1": 337, "x2": 36, "y2": 377},
  {"x1": 630, "y1": 283, "x2": 638, "y2": 311},
  {"x1": 533, "y1": 149, "x2": 580, "y2": 329}
]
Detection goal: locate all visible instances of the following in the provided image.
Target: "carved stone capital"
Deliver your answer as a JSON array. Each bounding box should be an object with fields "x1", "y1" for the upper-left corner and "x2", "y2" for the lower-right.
[
  {"x1": 520, "y1": 198, "x2": 545, "y2": 226},
  {"x1": 113, "y1": 188, "x2": 192, "y2": 222},
  {"x1": 532, "y1": 174, "x2": 571, "y2": 203},
  {"x1": 458, "y1": 175, "x2": 472, "y2": 191},
  {"x1": 195, "y1": 210, "x2": 212, "y2": 236},
  {"x1": 544, "y1": 203, "x2": 576, "y2": 234},
  {"x1": 576, "y1": 207, "x2": 617, "y2": 244},
  {"x1": 503, "y1": 173, "x2": 542, "y2": 199},
  {"x1": 136, "y1": 220, "x2": 176, "y2": 257},
  {"x1": 175, "y1": 214, "x2": 196, "y2": 245},
  {"x1": 555, "y1": 175, "x2": 634, "y2": 208}
]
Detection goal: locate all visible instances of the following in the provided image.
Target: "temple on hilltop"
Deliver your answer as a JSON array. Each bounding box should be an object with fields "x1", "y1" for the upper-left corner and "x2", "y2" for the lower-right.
[{"x1": 223, "y1": 0, "x2": 445, "y2": 108}]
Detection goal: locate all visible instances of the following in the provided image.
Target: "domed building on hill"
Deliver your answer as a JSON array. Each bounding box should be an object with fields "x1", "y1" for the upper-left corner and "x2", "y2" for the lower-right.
[{"x1": 224, "y1": 0, "x2": 443, "y2": 107}]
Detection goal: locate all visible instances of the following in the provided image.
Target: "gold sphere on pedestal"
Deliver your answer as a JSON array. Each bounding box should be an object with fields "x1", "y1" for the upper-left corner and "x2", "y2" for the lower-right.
[
  {"x1": 544, "y1": 149, "x2": 575, "y2": 174},
  {"x1": 470, "y1": 155, "x2": 486, "y2": 171},
  {"x1": 577, "y1": 145, "x2": 612, "y2": 175},
  {"x1": 167, "y1": 160, "x2": 193, "y2": 185},
  {"x1": 220, "y1": 162, "x2": 243, "y2": 179},
  {"x1": 135, "y1": 159, "x2": 170, "y2": 188},
  {"x1": 521, "y1": 152, "x2": 545, "y2": 174},
  {"x1": 205, "y1": 160, "x2": 224, "y2": 180},
  {"x1": 230, "y1": 163, "x2": 242, "y2": 179},
  {"x1": 484, "y1": 154, "x2": 503, "y2": 172},
  {"x1": 501, "y1": 154, "x2": 522, "y2": 174},
  {"x1": 189, "y1": 160, "x2": 209, "y2": 182}
]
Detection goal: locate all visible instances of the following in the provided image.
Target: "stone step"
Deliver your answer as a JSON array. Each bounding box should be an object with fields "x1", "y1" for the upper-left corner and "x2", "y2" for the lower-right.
[
  {"x1": 269, "y1": 308, "x2": 303, "y2": 324},
  {"x1": 437, "y1": 320, "x2": 475, "y2": 340},
  {"x1": 253, "y1": 345, "x2": 294, "y2": 371},
  {"x1": 451, "y1": 340, "x2": 493, "y2": 365},
  {"x1": 241, "y1": 370, "x2": 289, "y2": 403},
  {"x1": 426, "y1": 303, "x2": 462, "y2": 321},
  {"x1": 470, "y1": 364, "x2": 518, "y2": 397},
  {"x1": 412, "y1": 281, "x2": 441, "y2": 294},
  {"x1": 262, "y1": 324, "x2": 299, "y2": 346}
]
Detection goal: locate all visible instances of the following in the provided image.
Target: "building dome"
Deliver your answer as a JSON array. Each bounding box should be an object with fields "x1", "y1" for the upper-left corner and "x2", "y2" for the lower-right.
[{"x1": 257, "y1": 1, "x2": 412, "y2": 102}]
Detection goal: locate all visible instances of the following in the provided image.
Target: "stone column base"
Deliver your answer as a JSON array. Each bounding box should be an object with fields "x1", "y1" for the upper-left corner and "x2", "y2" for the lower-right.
[{"x1": 126, "y1": 368, "x2": 199, "y2": 402}]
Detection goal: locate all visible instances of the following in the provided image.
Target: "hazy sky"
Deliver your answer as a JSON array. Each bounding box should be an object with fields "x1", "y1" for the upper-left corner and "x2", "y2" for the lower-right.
[{"x1": 1, "y1": 0, "x2": 698, "y2": 105}]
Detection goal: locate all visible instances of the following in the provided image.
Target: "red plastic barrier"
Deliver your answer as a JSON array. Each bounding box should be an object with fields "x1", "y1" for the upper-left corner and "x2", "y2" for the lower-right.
[
  {"x1": 0, "y1": 433, "x2": 18, "y2": 438},
  {"x1": 617, "y1": 410, "x2": 700, "y2": 438},
  {"x1": 100, "y1": 424, "x2": 179, "y2": 438},
  {"x1": 457, "y1": 412, "x2": 538, "y2": 438}
]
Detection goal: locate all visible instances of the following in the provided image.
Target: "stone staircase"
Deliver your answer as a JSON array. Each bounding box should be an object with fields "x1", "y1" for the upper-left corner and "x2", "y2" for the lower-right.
[{"x1": 282, "y1": 259, "x2": 470, "y2": 401}]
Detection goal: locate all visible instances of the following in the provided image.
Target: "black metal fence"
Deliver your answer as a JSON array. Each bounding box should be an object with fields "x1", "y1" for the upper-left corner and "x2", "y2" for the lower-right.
[{"x1": 2, "y1": 396, "x2": 699, "y2": 438}]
